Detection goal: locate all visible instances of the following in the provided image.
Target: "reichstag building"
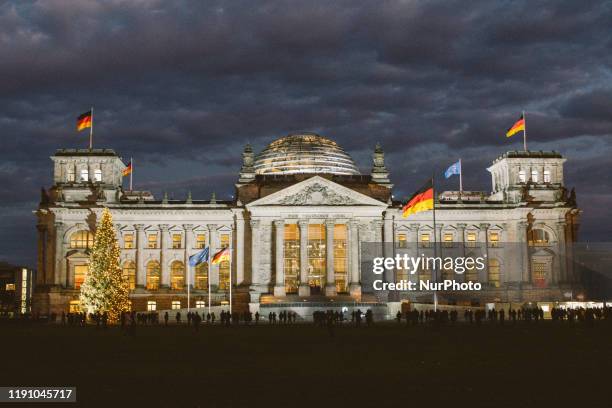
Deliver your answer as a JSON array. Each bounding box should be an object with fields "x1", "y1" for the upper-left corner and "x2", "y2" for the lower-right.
[{"x1": 33, "y1": 133, "x2": 582, "y2": 317}]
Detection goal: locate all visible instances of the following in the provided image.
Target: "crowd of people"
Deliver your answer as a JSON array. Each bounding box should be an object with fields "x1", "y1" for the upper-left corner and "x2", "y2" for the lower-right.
[{"x1": 3, "y1": 305, "x2": 610, "y2": 328}]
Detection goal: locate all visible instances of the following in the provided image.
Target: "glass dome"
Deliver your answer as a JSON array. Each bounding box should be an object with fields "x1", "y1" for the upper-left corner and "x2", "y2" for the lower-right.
[{"x1": 254, "y1": 133, "x2": 361, "y2": 175}]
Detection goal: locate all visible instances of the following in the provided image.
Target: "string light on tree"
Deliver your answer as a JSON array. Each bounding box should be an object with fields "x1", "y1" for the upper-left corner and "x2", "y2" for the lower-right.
[{"x1": 79, "y1": 207, "x2": 130, "y2": 322}]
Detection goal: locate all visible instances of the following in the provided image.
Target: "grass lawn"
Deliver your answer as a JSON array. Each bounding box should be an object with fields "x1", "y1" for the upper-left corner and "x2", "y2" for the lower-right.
[{"x1": 0, "y1": 322, "x2": 610, "y2": 407}]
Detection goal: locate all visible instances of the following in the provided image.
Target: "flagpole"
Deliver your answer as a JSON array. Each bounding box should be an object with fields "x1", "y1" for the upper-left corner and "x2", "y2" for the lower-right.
[
  {"x1": 89, "y1": 106, "x2": 94, "y2": 150},
  {"x1": 129, "y1": 157, "x2": 133, "y2": 191},
  {"x1": 432, "y1": 174, "x2": 438, "y2": 312},
  {"x1": 229, "y1": 248, "x2": 233, "y2": 315},
  {"x1": 187, "y1": 263, "x2": 191, "y2": 314},
  {"x1": 208, "y1": 252, "x2": 211, "y2": 317},
  {"x1": 522, "y1": 110, "x2": 527, "y2": 151},
  {"x1": 459, "y1": 159, "x2": 463, "y2": 199}
]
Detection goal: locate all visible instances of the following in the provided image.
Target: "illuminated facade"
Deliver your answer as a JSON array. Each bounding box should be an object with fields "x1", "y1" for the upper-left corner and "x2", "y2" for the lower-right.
[{"x1": 33, "y1": 133, "x2": 582, "y2": 317}]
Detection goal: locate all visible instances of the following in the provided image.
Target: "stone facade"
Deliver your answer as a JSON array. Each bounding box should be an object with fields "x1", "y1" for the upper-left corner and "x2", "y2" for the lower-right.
[{"x1": 33, "y1": 135, "x2": 582, "y2": 316}]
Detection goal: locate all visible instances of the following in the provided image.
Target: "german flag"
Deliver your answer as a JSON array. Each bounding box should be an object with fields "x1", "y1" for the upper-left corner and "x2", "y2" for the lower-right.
[
  {"x1": 76, "y1": 110, "x2": 92, "y2": 131},
  {"x1": 402, "y1": 179, "x2": 434, "y2": 218},
  {"x1": 506, "y1": 114, "x2": 525, "y2": 137},
  {"x1": 122, "y1": 160, "x2": 132, "y2": 176},
  {"x1": 211, "y1": 247, "x2": 230, "y2": 265}
]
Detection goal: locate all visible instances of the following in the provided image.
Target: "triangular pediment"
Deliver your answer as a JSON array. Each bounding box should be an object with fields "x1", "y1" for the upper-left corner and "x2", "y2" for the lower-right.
[{"x1": 246, "y1": 176, "x2": 387, "y2": 207}]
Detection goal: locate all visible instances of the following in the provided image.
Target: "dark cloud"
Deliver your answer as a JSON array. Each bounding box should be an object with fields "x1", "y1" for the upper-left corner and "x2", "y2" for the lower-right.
[{"x1": 1, "y1": 0, "x2": 611, "y2": 267}]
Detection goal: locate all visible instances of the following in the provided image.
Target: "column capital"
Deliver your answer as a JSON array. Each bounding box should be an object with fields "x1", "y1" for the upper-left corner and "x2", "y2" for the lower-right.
[
  {"x1": 273, "y1": 219, "x2": 285, "y2": 227},
  {"x1": 479, "y1": 223, "x2": 491, "y2": 230},
  {"x1": 182, "y1": 224, "x2": 194, "y2": 231},
  {"x1": 409, "y1": 223, "x2": 419, "y2": 230},
  {"x1": 518, "y1": 221, "x2": 529, "y2": 229},
  {"x1": 134, "y1": 224, "x2": 145, "y2": 230},
  {"x1": 54, "y1": 221, "x2": 64, "y2": 229},
  {"x1": 249, "y1": 220, "x2": 260, "y2": 228},
  {"x1": 297, "y1": 219, "x2": 308, "y2": 228},
  {"x1": 457, "y1": 223, "x2": 467, "y2": 229},
  {"x1": 325, "y1": 219, "x2": 336, "y2": 228},
  {"x1": 207, "y1": 223, "x2": 218, "y2": 231},
  {"x1": 159, "y1": 224, "x2": 169, "y2": 231}
]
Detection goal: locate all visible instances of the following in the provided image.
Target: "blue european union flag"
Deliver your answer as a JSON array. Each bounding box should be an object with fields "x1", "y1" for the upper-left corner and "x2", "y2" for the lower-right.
[
  {"x1": 444, "y1": 160, "x2": 461, "y2": 179},
  {"x1": 189, "y1": 247, "x2": 209, "y2": 267}
]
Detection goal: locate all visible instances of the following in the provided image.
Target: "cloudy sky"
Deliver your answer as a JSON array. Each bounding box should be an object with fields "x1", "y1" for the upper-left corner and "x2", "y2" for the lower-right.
[{"x1": 1, "y1": 0, "x2": 611, "y2": 267}]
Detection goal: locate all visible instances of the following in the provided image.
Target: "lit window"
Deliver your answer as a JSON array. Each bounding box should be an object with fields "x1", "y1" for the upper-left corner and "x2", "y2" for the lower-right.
[
  {"x1": 67, "y1": 167, "x2": 75, "y2": 182},
  {"x1": 333, "y1": 224, "x2": 348, "y2": 293},
  {"x1": 531, "y1": 170, "x2": 538, "y2": 183},
  {"x1": 172, "y1": 234, "x2": 182, "y2": 249},
  {"x1": 488, "y1": 259, "x2": 500, "y2": 287},
  {"x1": 69, "y1": 300, "x2": 81, "y2": 313},
  {"x1": 70, "y1": 230, "x2": 94, "y2": 249},
  {"x1": 528, "y1": 229, "x2": 550, "y2": 246},
  {"x1": 489, "y1": 232, "x2": 500, "y2": 247},
  {"x1": 147, "y1": 301, "x2": 157, "y2": 311},
  {"x1": 94, "y1": 169, "x2": 102, "y2": 182},
  {"x1": 147, "y1": 234, "x2": 158, "y2": 249},
  {"x1": 5, "y1": 283, "x2": 15, "y2": 291},
  {"x1": 532, "y1": 261, "x2": 548, "y2": 287},
  {"x1": 307, "y1": 224, "x2": 326, "y2": 292},
  {"x1": 146, "y1": 261, "x2": 160, "y2": 290},
  {"x1": 122, "y1": 261, "x2": 136, "y2": 290},
  {"x1": 80, "y1": 169, "x2": 89, "y2": 182},
  {"x1": 124, "y1": 233, "x2": 134, "y2": 249},
  {"x1": 170, "y1": 261, "x2": 185, "y2": 290},
  {"x1": 420, "y1": 234, "x2": 431, "y2": 248},
  {"x1": 397, "y1": 234, "x2": 407, "y2": 248},
  {"x1": 518, "y1": 170, "x2": 526, "y2": 183},
  {"x1": 195, "y1": 300, "x2": 206, "y2": 308},
  {"x1": 543, "y1": 170, "x2": 551, "y2": 183},
  {"x1": 396, "y1": 264, "x2": 409, "y2": 282},
  {"x1": 74, "y1": 265, "x2": 88, "y2": 289},
  {"x1": 195, "y1": 262, "x2": 208, "y2": 290},
  {"x1": 466, "y1": 231, "x2": 477, "y2": 247},
  {"x1": 443, "y1": 233, "x2": 453, "y2": 248},
  {"x1": 220, "y1": 233, "x2": 230, "y2": 249},
  {"x1": 171, "y1": 300, "x2": 181, "y2": 310},
  {"x1": 284, "y1": 224, "x2": 300, "y2": 294},
  {"x1": 195, "y1": 234, "x2": 206, "y2": 249}
]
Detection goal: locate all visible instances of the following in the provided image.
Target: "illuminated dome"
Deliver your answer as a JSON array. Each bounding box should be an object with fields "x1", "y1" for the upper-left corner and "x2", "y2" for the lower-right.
[{"x1": 254, "y1": 133, "x2": 360, "y2": 175}]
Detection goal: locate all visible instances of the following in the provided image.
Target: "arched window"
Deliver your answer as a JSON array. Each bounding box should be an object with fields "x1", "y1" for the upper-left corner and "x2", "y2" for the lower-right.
[
  {"x1": 122, "y1": 261, "x2": 136, "y2": 290},
  {"x1": 465, "y1": 265, "x2": 478, "y2": 282},
  {"x1": 528, "y1": 229, "x2": 550, "y2": 246},
  {"x1": 170, "y1": 261, "x2": 185, "y2": 290},
  {"x1": 488, "y1": 259, "x2": 500, "y2": 287},
  {"x1": 70, "y1": 230, "x2": 94, "y2": 249},
  {"x1": 195, "y1": 262, "x2": 208, "y2": 290},
  {"x1": 94, "y1": 169, "x2": 102, "y2": 182},
  {"x1": 146, "y1": 261, "x2": 160, "y2": 291},
  {"x1": 531, "y1": 169, "x2": 538, "y2": 183},
  {"x1": 518, "y1": 170, "x2": 526, "y2": 183}
]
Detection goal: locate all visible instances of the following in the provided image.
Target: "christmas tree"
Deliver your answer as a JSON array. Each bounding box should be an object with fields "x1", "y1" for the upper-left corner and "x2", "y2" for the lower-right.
[{"x1": 80, "y1": 207, "x2": 131, "y2": 322}]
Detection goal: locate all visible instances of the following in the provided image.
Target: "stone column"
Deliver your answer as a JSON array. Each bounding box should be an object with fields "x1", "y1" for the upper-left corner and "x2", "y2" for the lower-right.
[
  {"x1": 183, "y1": 224, "x2": 194, "y2": 288},
  {"x1": 383, "y1": 213, "x2": 394, "y2": 284},
  {"x1": 235, "y1": 212, "x2": 245, "y2": 286},
  {"x1": 208, "y1": 224, "x2": 218, "y2": 288},
  {"x1": 54, "y1": 222, "x2": 65, "y2": 287},
  {"x1": 324, "y1": 219, "x2": 336, "y2": 296},
  {"x1": 135, "y1": 224, "x2": 145, "y2": 288},
  {"x1": 36, "y1": 224, "x2": 47, "y2": 286},
  {"x1": 556, "y1": 221, "x2": 567, "y2": 283},
  {"x1": 348, "y1": 220, "x2": 361, "y2": 298},
  {"x1": 518, "y1": 222, "x2": 530, "y2": 283},
  {"x1": 456, "y1": 223, "x2": 467, "y2": 282},
  {"x1": 479, "y1": 223, "x2": 490, "y2": 283},
  {"x1": 298, "y1": 220, "x2": 310, "y2": 296},
  {"x1": 274, "y1": 220, "x2": 285, "y2": 296},
  {"x1": 160, "y1": 224, "x2": 170, "y2": 288}
]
